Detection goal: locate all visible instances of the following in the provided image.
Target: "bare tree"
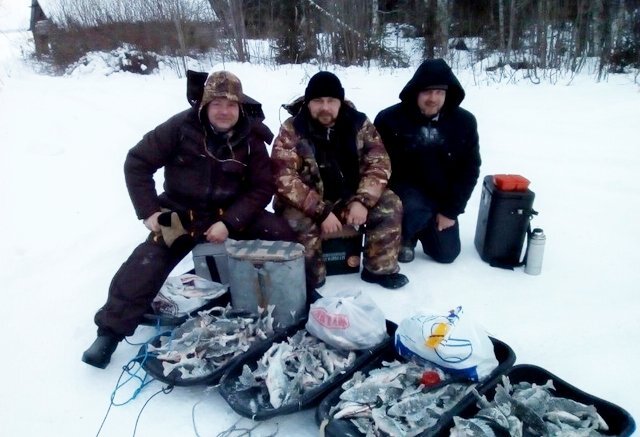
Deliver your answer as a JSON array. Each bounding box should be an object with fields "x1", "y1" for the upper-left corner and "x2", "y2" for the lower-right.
[
  {"x1": 498, "y1": 0, "x2": 506, "y2": 52},
  {"x1": 612, "y1": 0, "x2": 627, "y2": 48},
  {"x1": 206, "y1": 0, "x2": 249, "y2": 62},
  {"x1": 421, "y1": 0, "x2": 436, "y2": 58},
  {"x1": 534, "y1": 0, "x2": 548, "y2": 68},
  {"x1": 372, "y1": 0, "x2": 380, "y2": 35},
  {"x1": 506, "y1": 0, "x2": 517, "y2": 60},
  {"x1": 436, "y1": 0, "x2": 450, "y2": 57},
  {"x1": 274, "y1": 0, "x2": 317, "y2": 64},
  {"x1": 32, "y1": 0, "x2": 640, "y2": 78}
]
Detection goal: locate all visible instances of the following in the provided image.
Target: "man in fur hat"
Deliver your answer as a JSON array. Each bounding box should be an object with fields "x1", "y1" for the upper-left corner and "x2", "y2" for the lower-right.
[
  {"x1": 82, "y1": 71, "x2": 295, "y2": 369},
  {"x1": 271, "y1": 71, "x2": 408, "y2": 291},
  {"x1": 375, "y1": 59, "x2": 481, "y2": 264}
]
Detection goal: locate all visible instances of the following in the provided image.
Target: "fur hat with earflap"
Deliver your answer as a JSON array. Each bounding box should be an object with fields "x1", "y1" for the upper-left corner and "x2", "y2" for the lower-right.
[{"x1": 199, "y1": 70, "x2": 244, "y2": 112}]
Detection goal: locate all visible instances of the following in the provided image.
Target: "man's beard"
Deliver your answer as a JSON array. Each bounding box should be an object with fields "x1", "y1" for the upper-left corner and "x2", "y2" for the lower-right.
[{"x1": 315, "y1": 111, "x2": 337, "y2": 126}]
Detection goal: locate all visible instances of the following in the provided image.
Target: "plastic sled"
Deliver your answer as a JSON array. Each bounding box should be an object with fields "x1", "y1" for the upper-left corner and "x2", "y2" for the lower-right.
[
  {"x1": 218, "y1": 320, "x2": 398, "y2": 420},
  {"x1": 139, "y1": 306, "x2": 292, "y2": 387},
  {"x1": 315, "y1": 336, "x2": 516, "y2": 437},
  {"x1": 437, "y1": 364, "x2": 636, "y2": 437}
]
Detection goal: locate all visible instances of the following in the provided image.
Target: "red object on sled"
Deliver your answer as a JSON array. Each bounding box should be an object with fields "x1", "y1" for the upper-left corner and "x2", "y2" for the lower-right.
[
  {"x1": 420, "y1": 370, "x2": 442, "y2": 387},
  {"x1": 493, "y1": 174, "x2": 530, "y2": 192}
]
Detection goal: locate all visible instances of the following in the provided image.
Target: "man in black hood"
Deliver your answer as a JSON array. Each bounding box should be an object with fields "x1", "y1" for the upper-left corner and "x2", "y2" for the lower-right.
[{"x1": 375, "y1": 59, "x2": 481, "y2": 264}]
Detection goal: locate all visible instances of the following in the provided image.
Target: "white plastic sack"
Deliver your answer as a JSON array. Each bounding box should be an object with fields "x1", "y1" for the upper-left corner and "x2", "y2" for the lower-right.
[
  {"x1": 394, "y1": 306, "x2": 498, "y2": 381},
  {"x1": 151, "y1": 274, "x2": 227, "y2": 317},
  {"x1": 306, "y1": 289, "x2": 387, "y2": 350}
]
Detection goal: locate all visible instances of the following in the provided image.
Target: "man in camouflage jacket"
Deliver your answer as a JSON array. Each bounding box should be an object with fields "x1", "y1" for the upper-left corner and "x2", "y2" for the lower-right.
[
  {"x1": 82, "y1": 71, "x2": 295, "y2": 369},
  {"x1": 271, "y1": 72, "x2": 408, "y2": 291}
]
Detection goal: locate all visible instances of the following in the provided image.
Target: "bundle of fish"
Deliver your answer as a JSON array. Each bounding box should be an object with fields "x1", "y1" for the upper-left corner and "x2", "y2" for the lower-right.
[
  {"x1": 450, "y1": 375, "x2": 610, "y2": 436},
  {"x1": 147, "y1": 305, "x2": 276, "y2": 380},
  {"x1": 234, "y1": 330, "x2": 357, "y2": 411},
  {"x1": 327, "y1": 360, "x2": 473, "y2": 436}
]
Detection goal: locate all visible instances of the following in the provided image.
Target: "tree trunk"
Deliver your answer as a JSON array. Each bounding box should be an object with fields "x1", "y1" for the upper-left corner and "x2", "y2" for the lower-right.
[
  {"x1": 436, "y1": 0, "x2": 449, "y2": 56},
  {"x1": 574, "y1": 0, "x2": 589, "y2": 58},
  {"x1": 422, "y1": 0, "x2": 436, "y2": 58},
  {"x1": 536, "y1": 0, "x2": 548, "y2": 68},
  {"x1": 507, "y1": 0, "x2": 516, "y2": 60},
  {"x1": 229, "y1": 0, "x2": 248, "y2": 62},
  {"x1": 172, "y1": 1, "x2": 188, "y2": 74},
  {"x1": 371, "y1": 0, "x2": 379, "y2": 35},
  {"x1": 498, "y1": 0, "x2": 505, "y2": 52},
  {"x1": 612, "y1": 0, "x2": 626, "y2": 47},
  {"x1": 591, "y1": 0, "x2": 605, "y2": 56},
  {"x1": 206, "y1": 0, "x2": 248, "y2": 62}
]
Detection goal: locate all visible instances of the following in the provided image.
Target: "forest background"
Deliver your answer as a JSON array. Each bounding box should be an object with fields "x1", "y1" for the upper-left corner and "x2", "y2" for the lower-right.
[{"x1": 10, "y1": 0, "x2": 640, "y2": 82}]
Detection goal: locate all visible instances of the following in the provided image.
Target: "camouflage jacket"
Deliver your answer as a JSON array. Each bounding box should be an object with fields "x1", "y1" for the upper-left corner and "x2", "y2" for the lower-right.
[{"x1": 271, "y1": 104, "x2": 391, "y2": 224}]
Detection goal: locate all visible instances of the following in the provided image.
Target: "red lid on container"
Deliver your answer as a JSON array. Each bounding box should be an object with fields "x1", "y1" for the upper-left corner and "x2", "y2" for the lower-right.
[{"x1": 493, "y1": 174, "x2": 530, "y2": 191}]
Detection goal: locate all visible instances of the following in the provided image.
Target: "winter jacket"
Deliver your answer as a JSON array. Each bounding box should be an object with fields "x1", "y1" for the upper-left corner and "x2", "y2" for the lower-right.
[
  {"x1": 271, "y1": 103, "x2": 391, "y2": 224},
  {"x1": 124, "y1": 101, "x2": 275, "y2": 233},
  {"x1": 374, "y1": 59, "x2": 481, "y2": 219}
]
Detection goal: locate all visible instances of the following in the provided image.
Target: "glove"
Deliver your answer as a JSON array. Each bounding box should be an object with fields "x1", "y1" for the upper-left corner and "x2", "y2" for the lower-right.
[{"x1": 157, "y1": 211, "x2": 187, "y2": 248}]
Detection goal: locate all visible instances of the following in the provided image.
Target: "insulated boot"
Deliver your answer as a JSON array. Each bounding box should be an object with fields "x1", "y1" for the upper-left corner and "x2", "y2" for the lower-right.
[
  {"x1": 398, "y1": 245, "x2": 415, "y2": 263},
  {"x1": 361, "y1": 269, "x2": 409, "y2": 289},
  {"x1": 82, "y1": 335, "x2": 120, "y2": 369}
]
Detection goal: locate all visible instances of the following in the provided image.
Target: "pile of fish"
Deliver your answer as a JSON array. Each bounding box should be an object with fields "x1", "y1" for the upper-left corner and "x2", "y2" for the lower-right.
[
  {"x1": 147, "y1": 304, "x2": 276, "y2": 380},
  {"x1": 234, "y1": 330, "x2": 357, "y2": 410},
  {"x1": 450, "y1": 375, "x2": 610, "y2": 436},
  {"x1": 328, "y1": 360, "x2": 473, "y2": 436}
]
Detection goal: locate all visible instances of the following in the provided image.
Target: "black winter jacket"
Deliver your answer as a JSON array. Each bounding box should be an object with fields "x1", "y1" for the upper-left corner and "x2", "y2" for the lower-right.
[
  {"x1": 124, "y1": 107, "x2": 275, "y2": 233},
  {"x1": 374, "y1": 59, "x2": 481, "y2": 219}
]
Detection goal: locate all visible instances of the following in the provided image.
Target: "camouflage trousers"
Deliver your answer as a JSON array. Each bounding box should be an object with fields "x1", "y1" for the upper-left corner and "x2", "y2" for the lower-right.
[{"x1": 279, "y1": 189, "x2": 403, "y2": 286}]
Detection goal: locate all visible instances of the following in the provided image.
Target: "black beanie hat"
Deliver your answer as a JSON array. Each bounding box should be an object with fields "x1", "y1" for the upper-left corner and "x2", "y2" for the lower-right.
[{"x1": 305, "y1": 71, "x2": 345, "y2": 102}]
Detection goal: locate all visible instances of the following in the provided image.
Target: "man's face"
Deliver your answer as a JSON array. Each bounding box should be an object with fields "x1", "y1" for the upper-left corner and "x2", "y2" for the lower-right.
[
  {"x1": 207, "y1": 97, "x2": 240, "y2": 132},
  {"x1": 308, "y1": 97, "x2": 341, "y2": 127},
  {"x1": 417, "y1": 89, "x2": 446, "y2": 117}
]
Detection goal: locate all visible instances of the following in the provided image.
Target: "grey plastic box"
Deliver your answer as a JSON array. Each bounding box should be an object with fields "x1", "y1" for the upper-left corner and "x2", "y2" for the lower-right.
[
  {"x1": 192, "y1": 242, "x2": 230, "y2": 285},
  {"x1": 225, "y1": 239, "x2": 307, "y2": 328}
]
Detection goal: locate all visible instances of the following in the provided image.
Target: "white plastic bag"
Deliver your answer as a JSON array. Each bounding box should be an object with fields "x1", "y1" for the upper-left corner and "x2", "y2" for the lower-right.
[
  {"x1": 306, "y1": 289, "x2": 387, "y2": 350},
  {"x1": 151, "y1": 274, "x2": 227, "y2": 317},
  {"x1": 394, "y1": 306, "x2": 498, "y2": 381}
]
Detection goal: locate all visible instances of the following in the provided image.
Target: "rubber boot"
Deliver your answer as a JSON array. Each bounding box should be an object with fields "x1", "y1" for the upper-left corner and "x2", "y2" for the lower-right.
[
  {"x1": 361, "y1": 269, "x2": 409, "y2": 289},
  {"x1": 82, "y1": 335, "x2": 120, "y2": 369},
  {"x1": 398, "y1": 245, "x2": 415, "y2": 263}
]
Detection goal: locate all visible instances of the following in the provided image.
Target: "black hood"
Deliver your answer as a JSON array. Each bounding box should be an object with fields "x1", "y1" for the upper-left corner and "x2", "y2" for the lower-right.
[{"x1": 399, "y1": 59, "x2": 465, "y2": 110}]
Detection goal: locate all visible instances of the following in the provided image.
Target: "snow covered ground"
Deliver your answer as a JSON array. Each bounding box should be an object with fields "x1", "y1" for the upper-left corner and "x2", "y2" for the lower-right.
[{"x1": 1, "y1": 28, "x2": 639, "y2": 436}]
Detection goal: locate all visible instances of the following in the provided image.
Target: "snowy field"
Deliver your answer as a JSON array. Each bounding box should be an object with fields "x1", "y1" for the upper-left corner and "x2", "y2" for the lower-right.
[{"x1": 1, "y1": 28, "x2": 640, "y2": 436}]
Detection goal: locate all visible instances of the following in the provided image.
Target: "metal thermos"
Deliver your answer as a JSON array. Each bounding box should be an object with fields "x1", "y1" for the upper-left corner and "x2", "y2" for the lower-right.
[{"x1": 525, "y1": 228, "x2": 546, "y2": 275}]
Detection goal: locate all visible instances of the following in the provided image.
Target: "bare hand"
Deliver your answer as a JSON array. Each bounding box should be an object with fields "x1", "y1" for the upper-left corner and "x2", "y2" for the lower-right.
[
  {"x1": 204, "y1": 221, "x2": 229, "y2": 243},
  {"x1": 321, "y1": 212, "x2": 342, "y2": 235},
  {"x1": 143, "y1": 211, "x2": 162, "y2": 232},
  {"x1": 345, "y1": 201, "x2": 368, "y2": 226},
  {"x1": 436, "y1": 213, "x2": 455, "y2": 231}
]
